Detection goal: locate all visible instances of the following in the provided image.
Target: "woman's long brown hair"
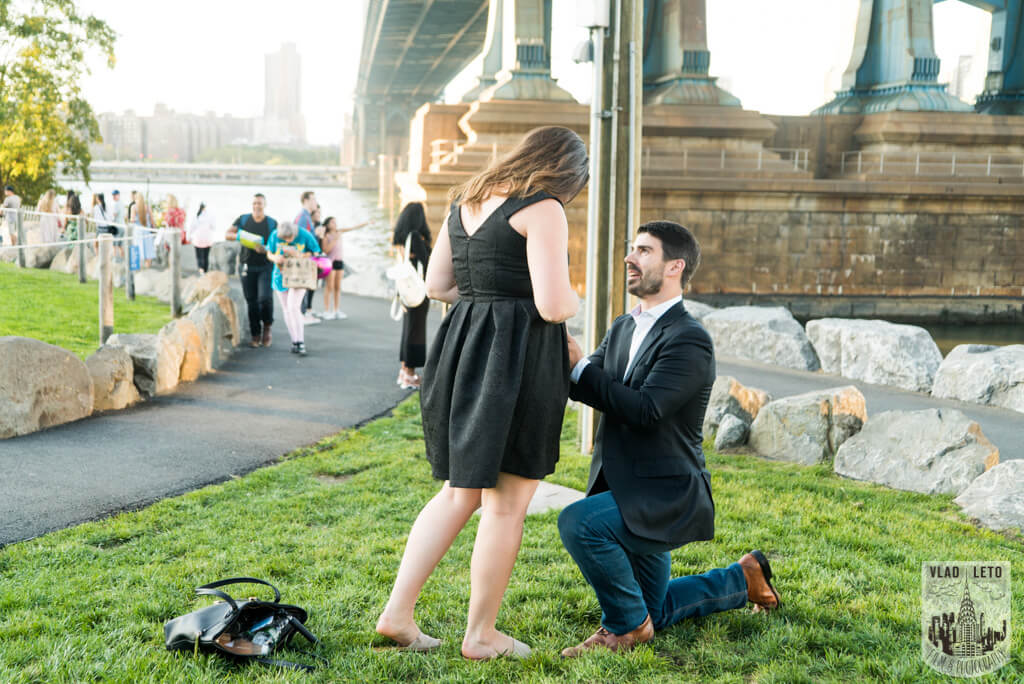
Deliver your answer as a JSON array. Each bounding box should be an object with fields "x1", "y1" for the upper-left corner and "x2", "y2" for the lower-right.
[{"x1": 449, "y1": 126, "x2": 589, "y2": 207}]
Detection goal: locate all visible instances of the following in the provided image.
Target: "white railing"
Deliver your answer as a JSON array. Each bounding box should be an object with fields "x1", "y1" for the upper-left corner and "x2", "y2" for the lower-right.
[
  {"x1": 641, "y1": 147, "x2": 811, "y2": 174},
  {"x1": 840, "y1": 150, "x2": 1024, "y2": 179}
]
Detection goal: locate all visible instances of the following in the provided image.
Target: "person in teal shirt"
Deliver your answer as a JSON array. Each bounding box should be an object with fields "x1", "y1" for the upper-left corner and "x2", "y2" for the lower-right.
[{"x1": 266, "y1": 221, "x2": 322, "y2": 355}]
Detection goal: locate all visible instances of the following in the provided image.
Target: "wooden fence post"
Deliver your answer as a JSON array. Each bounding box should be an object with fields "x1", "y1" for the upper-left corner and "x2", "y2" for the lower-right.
[
  {"x1": 98, "y1": 234, "x2": 114, "y2": 344},
  {"x1": 77, "y1": 219, "x2": 87, "y2": 284},
  {"x1": 170, "y1": 229, "x2": 182, "y2": 317}
]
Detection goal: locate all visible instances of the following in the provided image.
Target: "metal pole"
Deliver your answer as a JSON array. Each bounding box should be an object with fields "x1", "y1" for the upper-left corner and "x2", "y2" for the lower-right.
[
  {"x1": 626, "y1": 38, "x2": 639, "y2": 314},
  {"x1": 581, "y1": 22, "x2": 608, "y2": 454},
  {"x1": 98, "y1": 234, "x2": 114, "y2": 344},
  {"x1": 915, "y1": 154, "x2": 920, "y2": 175},
  {"x1": 952, "y1": 154, "x2": 957, "y2": 176},
  {"x1": 986, "y1": 155, "x2": 992, "y2": 176},
  {"x1": 15, "y1": 210, "x2": 25, "y2": 268},
  {"x1": 879, "y1": 152, "x2": 885, "y2": 174},
  {"x1": 170, "y1": 229, "x2": 182, "y2": 317}
]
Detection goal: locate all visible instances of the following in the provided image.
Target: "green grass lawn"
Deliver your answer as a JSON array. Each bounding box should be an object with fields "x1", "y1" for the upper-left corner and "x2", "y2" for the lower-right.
[
  {"x1": 0, "y1": 262, "x2": 171, "y2": 359},
  {"x1": 0, "y1": 400, "x2": 1020, "y2": 683}
]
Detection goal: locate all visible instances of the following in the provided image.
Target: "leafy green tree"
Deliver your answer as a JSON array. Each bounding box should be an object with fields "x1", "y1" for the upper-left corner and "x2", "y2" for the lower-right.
[{"x1": 0, "y1": 0, "x2": 115, "y2": 204}]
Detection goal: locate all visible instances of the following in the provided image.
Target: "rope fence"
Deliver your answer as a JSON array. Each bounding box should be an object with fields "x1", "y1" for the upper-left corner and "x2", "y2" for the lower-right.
[{"x1": 1, "y1": 209, "x2": 191, "y2": 345}]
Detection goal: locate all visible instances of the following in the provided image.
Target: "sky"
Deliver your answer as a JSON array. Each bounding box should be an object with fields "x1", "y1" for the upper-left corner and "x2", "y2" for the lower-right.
[{"x1": 78, "y1": 0, "x2": 994, "y2": 146}]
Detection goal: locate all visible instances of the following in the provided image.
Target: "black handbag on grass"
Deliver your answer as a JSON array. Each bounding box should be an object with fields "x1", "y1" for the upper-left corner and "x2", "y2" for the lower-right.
[{"x1": 163, "y1": 577, "x2": 325, "y2": 672}]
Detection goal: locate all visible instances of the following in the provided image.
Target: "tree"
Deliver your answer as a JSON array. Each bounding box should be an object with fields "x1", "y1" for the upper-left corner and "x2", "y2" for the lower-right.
[{"x1": 0, "y1": 0, "x2": 115, "y2": 204}]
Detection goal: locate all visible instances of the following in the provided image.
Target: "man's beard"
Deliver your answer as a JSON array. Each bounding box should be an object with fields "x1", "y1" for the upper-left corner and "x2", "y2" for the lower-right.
[{"x1": 626, "y1": 267, "x2": 663, "y2": 297}]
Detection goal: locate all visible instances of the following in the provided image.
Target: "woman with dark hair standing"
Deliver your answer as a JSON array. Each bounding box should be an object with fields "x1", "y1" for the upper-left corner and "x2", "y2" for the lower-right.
[
  {"x1": 187, "y1": 203, "x2": 216, "y2": 274},
  {"x1": 376, "y1": 126, "x2": 587, "y2": 659},
  {"x1": 391, "y1": 203, "x2": 432, "y2": 388}
]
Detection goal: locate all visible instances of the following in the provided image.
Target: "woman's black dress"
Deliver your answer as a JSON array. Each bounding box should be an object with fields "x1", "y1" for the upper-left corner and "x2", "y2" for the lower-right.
[
  {"x1": 400, "y1": 231, "x2": 430, "y2": 368},
  {"x1": 420, "y1": 192, "x2": 570, "y2": 488}
]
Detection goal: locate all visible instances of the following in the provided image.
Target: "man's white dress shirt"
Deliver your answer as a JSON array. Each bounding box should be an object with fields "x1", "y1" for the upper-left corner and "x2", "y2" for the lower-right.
[{"x1": 570, "y1": 295, "x2": 683, "y2": 383}]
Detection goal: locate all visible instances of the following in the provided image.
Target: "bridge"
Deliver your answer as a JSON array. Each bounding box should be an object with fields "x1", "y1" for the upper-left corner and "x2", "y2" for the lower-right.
[
  {"x1": 352, "y1": 0, "x2": 1024, "y2": 164},
  {"x1": 68, "y1": 162, "x2": 349, "y2": 186},
  {"x1": 349, "y1": 0, "x2": 1024, "y2": 330}
]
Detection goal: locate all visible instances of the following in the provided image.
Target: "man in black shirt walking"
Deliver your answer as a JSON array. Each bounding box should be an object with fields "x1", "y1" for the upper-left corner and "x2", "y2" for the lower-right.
[{"x1": 225, "y1": 193, "x2": 278, "y2": 347}]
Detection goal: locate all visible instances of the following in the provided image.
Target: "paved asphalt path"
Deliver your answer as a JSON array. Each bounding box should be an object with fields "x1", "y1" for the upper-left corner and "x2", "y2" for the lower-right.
[
  {"x1": 0, "y1": 294, "x2": 438, "y2": 546},
  {"x1": 717, "y1": 356, "x2": 1023, "y2": 463}
]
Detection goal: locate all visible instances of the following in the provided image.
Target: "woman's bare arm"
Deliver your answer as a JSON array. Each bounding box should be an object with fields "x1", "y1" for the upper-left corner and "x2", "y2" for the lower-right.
[
  {"x1": 516, "y1": 199, "x2": 579, "y2": 323},
  {"x1": 424, "y1": 216, "x2": 458, "y2": 303}
]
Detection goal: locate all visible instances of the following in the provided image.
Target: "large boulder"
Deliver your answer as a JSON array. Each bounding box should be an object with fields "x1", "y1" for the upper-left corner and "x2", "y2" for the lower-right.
[
  {"x1": 209, "y1": 293, "x2": 242, "y2": 347},
  {"x1": 713, "y1": 414, "x2": 749, "y2": 451},
  {"x1": 105, "y1": 333, "x2": 179, "y2": 397},
  {"x1": 183, "y1": 271, "x2": 229, "y2": 306},
  {"x1": 188, "y1": 299, "x2": 234, "y2": 369},
  {"x1": 834, "y1": 409, "x2": 999, "y2": 495},
  {"x1": 159, "y1": 318, "x2": 205, "y2": 383},
  {"x1": 683, "y1": 299, "x2": 717, "y2": 322},
  {"x1": 748, "y1": 386, "x2": 867, "y2": 465},
  {"x1": 23, "y1": 244, "x2": 61, "y2": 269},
  {"x1": 703, "y1": 375, "x2": 771, "y2": 437},
  {"x1": 806, "y1": 318, "x2": 943, "y2": 392},
  {"x1": 954, "y1": 460, "x2": 1024, "y2": 533},
  {"x1": 48, "y1": 247, "x2": 73, "y2": 272},
  {"x1": 702, "y1": 306, "x2": 820, "y2": 371},
  {"x1": 226, "y1": 287, "x2": 250, "y2": 342},
  {"x1": 85, "y1": 345, "x2": 140, "y2": 411},
  {"x1": 931, "y1": 344, "x2": 1024, "y2": 414},
  {"x1": 131, "y1": 269, "x2": 164, "y2": 298},
  {"x1": 0, "y1": 337, "x2": 93, "y2": 438},
  {"x1": 209, "y1": 242, "x2": 239, "y2": 275}
]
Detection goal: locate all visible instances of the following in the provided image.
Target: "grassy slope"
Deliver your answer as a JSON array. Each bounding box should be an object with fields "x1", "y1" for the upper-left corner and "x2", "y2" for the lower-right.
[
  {"x1": 0, "y1": 400, "x2": 1020, "y2": 683},
  {"x1": 0, "y1": 262, "x2": 171, "y2": 359}
]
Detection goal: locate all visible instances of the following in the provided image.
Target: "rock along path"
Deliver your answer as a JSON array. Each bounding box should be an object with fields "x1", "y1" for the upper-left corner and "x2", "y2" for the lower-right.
[{"x1": 2, "y1": 297, "x2": 1020, "y2": 546}]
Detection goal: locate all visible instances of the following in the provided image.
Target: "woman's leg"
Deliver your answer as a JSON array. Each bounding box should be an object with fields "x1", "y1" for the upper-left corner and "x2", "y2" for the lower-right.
[
  {"x1": 462, "y1": 472, "x2": 540, "y2": 659},
  {"x1": 327, "y1": 271, "x2": 339, "y2": 312},
  {"x1": 377, "y1": 483, "x2": 482, "y2": 644},
  {"x1": 288, "y1": 288, "x2": 306, "y2": 342},
  {"x1": 275, "y1": 290, "x2": 299, "y2": 342}
]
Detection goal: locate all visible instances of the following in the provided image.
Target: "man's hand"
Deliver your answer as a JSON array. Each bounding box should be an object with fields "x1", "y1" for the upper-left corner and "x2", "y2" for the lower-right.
[{"x1": 567, "y1": 333, "x2": 584, "y2": 368}]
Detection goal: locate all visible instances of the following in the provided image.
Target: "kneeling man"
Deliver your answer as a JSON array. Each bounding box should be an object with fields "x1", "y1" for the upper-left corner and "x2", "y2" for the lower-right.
[{"x1": 559, "y1": 220, "x2": 780, "y2": 657}]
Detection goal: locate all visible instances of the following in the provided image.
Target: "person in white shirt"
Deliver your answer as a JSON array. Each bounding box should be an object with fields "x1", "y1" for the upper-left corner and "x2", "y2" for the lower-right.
[{"x1": 187, "y1": 203, "x2": 217, "y2": 274}]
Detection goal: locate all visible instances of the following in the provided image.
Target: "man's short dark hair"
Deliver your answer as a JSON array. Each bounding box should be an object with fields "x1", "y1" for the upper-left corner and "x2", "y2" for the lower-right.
[
  {"x1": 253, "y1": 193, "x2": 266, "y2": 200},
  {"x1": 637, "y1": 220, "x2": 701, "y2": 289},
  {"x1": 3, "y1": 185, "x2": 13, "y2": 193},
  {"x1": 300, "y1": 190, "x2": 314, "y2": 203}
]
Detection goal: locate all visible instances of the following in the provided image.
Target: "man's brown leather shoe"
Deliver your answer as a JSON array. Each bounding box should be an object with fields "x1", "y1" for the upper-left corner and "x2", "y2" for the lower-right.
[
  {"x1": 738, "y1": 549, "x2": 781, "y2": 611},
  {"x1": 561, "y1": 615, "x2": 654, "y2": 658}
]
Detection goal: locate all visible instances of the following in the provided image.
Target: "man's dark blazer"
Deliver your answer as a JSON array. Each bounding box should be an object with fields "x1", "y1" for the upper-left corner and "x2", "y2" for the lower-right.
[{"x1": 570, "y1": 301, "x2": 716, "y2": 547}]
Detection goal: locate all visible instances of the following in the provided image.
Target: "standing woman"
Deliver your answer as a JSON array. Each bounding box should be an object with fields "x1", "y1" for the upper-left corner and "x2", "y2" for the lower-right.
[
  {"x1": 187, "y1": 203, "x2": 216, "y2": 274},
  {"x1": 376, "y1": 126, "x2": 587, "y2": 659},
  {"x1": 390, "y1": 203, "x2": 432, "y2": 388},
  {"x1": 320, "y1": 216, "x2": 368, "y2": 320},
  {"x1": 163, "y1": 194, "x2": 187, "y2": 246},
  {"x1": 62, "y1": 191, "x2": 83, "y2": 240},
  {"x1": 265, "y1": 220, "x2": 321, "y2": 356},
  {"x1": 130, "y1": 192, "x2": 155, "y2": 267},
  {"x1": 91, "y1": 193, "x2": 112, "y2": 243},
  {"x1": 35, "y1": 190, "x2": 61, "y2": 242}
]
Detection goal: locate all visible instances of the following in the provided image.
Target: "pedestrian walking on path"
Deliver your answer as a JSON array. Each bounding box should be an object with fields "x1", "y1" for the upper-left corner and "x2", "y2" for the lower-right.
[
  {"x1": 266, "y1": 220, "x2": 321, "y2": 356},
  {"x1": 225, "y1": 193, "x2": 278, "y2": 347},
  {"x1": 376, "y1": 126, "x2": 589, "y2": 660},
  {"x1": 390, "y1": 203, "x2": 431, "y2": 388}
]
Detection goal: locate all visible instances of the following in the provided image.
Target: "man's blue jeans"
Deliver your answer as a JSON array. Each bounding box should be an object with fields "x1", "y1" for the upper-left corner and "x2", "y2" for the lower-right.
[{"x1": 558, "y1": 492, "x2": 748, "y2": 635}]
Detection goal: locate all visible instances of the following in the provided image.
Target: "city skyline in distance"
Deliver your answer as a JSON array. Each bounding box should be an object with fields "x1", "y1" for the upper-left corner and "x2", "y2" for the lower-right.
[{"x1": 79, "y1": 0, "x2": 992, "y2": 148}]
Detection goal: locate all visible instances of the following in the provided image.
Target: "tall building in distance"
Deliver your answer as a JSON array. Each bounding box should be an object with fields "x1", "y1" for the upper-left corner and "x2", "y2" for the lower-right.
[{"x1": 257, "y1": 42, "x2": 307, "y2": 145}]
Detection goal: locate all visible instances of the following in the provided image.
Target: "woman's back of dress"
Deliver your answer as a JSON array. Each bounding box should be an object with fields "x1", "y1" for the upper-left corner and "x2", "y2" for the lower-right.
[{"x1": 420, "y1": 190, "x2": 570, "y2": 489}]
